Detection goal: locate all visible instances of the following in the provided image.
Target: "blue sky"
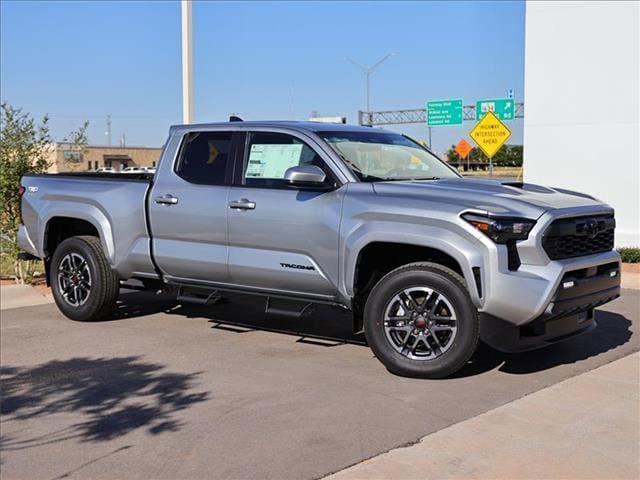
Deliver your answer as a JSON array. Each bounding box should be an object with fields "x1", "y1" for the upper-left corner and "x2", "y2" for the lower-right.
[{"x1": 1, "y1": 0, "x2": 525, "y2": 153}]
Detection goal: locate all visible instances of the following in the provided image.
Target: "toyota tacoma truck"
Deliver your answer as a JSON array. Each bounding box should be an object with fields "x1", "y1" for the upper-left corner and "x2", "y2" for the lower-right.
[{"x1": 17, "y1": 121, "x2": 621, "y2": 378}]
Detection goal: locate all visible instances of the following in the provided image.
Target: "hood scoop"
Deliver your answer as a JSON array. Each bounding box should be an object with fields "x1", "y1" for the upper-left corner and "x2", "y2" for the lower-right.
[{"x1": 501, "y1": 182, "x2": 555, "y2": 194}]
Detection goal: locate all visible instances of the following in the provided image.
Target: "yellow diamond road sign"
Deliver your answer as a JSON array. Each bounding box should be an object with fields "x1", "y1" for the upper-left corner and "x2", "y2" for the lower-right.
[{"x1": 469, "y1": 110, "x2": 512, "y2": 159}]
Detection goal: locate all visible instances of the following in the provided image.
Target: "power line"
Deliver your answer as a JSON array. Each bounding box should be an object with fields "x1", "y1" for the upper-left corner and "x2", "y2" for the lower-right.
[{"x1": 38, "y1": 114, "x2": 176, "y2": 120}]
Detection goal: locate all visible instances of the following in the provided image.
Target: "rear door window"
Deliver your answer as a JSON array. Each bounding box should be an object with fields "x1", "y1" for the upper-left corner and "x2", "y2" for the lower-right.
[{"x1": 176, "y1": 132, "x2": 232, "y2": 185}]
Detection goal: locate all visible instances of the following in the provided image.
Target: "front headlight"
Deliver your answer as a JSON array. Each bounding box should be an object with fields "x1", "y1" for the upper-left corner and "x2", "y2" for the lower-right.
[{"x1": 462, "y1": 213, "x2": 536, "y2": 243}]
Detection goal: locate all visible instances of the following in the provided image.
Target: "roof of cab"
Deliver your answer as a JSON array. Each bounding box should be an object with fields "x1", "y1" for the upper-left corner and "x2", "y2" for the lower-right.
[{"x1": 169, "y1": 120, "x2": 386, "y2": 134}]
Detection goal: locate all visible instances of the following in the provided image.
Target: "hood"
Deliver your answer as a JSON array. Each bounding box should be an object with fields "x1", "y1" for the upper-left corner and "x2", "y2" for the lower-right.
[{"x1": 372, "y1": 178, "x2": 609, "y2": 219}]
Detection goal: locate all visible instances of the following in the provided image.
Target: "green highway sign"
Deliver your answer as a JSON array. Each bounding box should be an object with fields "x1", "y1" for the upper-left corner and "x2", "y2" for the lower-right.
[
  {"x1": 476, "y1": 98, "x2": 515, "y2": 121},
  {"x1": 426, "y1": 99, "x2": 463, "y2": 126}
]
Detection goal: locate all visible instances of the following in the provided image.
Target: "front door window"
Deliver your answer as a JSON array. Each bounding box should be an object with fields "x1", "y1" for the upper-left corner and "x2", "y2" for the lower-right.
[{"x1": 241, "y1": 132, "x2": 334, "y2": 189}]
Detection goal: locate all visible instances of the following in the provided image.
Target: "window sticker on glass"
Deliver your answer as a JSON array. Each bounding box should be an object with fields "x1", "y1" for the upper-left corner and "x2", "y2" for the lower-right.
[{"x1": 246, "y1": 144, "x2": 303, "y2": 179}]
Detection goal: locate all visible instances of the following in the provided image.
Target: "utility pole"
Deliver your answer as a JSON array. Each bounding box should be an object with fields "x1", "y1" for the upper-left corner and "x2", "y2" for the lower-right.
[
  {"x1": 106, "y1": 114, "x2": 112, "y2": 146},
  {"x1": 289, "y1": 83, "x2": 295, "y2": 119},
  {"x1": 346, "y1": 53, "x2": 394, "y2": 113},
  {"x1": 181, "y1": 0, "x2": 194, "y2": 124}
]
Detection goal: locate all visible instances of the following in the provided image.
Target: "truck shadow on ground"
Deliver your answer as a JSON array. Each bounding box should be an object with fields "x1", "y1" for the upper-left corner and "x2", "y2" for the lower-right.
[
  {"x1": 0, "y1": 356, "x2": 209, "y2": 451},
  {"x1": 109, "y1": 291, "x2": 635, "y2": 378},
  {"x1": 452, "y1": 310, "x2": 635, "y2": 377},
  {"x1": 110, "y1": 290, "x2": 366, "y2": 345}
]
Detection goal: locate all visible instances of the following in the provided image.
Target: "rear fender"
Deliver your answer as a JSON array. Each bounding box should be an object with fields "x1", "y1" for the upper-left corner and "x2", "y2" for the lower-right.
[{"x1": 41, "y1": 203, "x2": 114, "y2": 264}]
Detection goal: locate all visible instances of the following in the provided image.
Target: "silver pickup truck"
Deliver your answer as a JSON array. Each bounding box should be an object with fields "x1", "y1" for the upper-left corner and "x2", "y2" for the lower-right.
[{"x1": 18, "y1": 121, "x2": 621, "y2": 378}]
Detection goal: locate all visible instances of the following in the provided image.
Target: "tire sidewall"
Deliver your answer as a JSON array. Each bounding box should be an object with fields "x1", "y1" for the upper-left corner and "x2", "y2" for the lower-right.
[
  {"x1": 50, "y1": 237, "x2": 105, "y2": 322},
  {"x1": 364, "y1": 266, "x2": 478, "y2": 378}
]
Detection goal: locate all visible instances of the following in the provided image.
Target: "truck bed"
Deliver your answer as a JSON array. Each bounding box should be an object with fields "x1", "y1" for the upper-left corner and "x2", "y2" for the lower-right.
[
  {"x1": 19, "y1": 173, "x2": 157, "y2": 279},
  {"x1": 26, "y1": 171, "x2": 155, "y2": 181}
]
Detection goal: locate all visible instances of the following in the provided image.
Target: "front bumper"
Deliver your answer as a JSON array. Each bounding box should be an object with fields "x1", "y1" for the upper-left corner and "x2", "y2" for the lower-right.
[
  {"x1": 478, "y1": 246, "x2": 621, "y2": 326},
  {"x1": 480, "y1": 260, "x2": 620, "y2": 352}
]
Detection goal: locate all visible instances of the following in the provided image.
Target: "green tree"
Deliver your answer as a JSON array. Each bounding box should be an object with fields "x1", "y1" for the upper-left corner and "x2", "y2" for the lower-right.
[
  {"x1": 444, "y1": 144, "x2": 522, "y2": 168},
  {"x1": 446, "y1": 144, "x2": 461, "y2": 163},
  {"x1": 61, "y1": 120, "x2": 90, "y2": 168},
  {"x1": 0, "y1": 103, "x2": 53, "y2": 282},
  {"x1": 0, "y1": 103, "x2": 88, "y2": 282}
]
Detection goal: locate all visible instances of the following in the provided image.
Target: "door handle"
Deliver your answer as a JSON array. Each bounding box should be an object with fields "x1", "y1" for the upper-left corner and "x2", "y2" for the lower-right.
[
  {"x1": 154, "y1": 194, "x2": 179, "y2": 205},
  {"x1": 228, "y1": 198, "x2": 256, "y2": 210}
]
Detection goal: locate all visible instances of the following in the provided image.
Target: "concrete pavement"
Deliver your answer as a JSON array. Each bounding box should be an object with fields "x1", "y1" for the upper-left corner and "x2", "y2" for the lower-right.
[
  {"x1": 0, "y1": 283, "x2": 52, "y2": 310},
  {"x1": 1, "y1": 288, "x2": 638, "y2": 479},
  {"x1": 328, "y1": 352, "x2": 640, "y2": 479},
  {"x1": 622, "y1": 263, "x2": 639, "y2": 290},
  {"x1": 327, "y1": 270, "x2": 640, "y2": 480}
]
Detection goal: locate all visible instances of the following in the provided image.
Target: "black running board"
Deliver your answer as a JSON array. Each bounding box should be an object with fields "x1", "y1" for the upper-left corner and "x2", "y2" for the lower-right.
[
  {"x1": 264, "y1": 297, "x2": 313, "y2": 319},
  {"x1": 177, "y1": 286, "x2": 223, "y2": 305}
]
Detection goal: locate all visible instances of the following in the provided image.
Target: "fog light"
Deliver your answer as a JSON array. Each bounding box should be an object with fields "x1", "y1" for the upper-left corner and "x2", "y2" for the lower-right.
[
  {"x1": 609, "y1": 270, "x2": 618, "y2": 278},
  {"x1": 563, "y1": 281, "x2": 575, "y2": 289}
]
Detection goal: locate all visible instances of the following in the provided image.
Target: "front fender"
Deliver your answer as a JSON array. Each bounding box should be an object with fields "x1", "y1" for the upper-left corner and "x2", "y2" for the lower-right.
[{"x1": 339, "y1": 220, "x2": 485, "y2": 307}]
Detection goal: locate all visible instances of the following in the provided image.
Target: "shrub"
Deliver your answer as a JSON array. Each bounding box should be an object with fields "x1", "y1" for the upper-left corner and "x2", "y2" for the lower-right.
[
  {"x1": 618, "y1": 247, "x2": 640, "y2": 263},
  {"x1": 0, "y1": 103, "x2": 87, "y2": 283}
]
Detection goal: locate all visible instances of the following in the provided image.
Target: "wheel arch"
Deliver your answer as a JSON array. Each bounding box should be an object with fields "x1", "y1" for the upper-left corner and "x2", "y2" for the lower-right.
[
  {"x1": 42, "y1": 213, "x2": 115, "y2": 285},
  {"x1": 343, "y1": 232, "x2": 484, "y2": 333}
]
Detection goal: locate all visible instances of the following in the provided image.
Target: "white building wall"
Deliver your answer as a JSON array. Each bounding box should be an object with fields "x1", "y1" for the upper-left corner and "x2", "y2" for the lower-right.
[{"x1": 524, "y1": 1, "x2": 639, "y2": 247}]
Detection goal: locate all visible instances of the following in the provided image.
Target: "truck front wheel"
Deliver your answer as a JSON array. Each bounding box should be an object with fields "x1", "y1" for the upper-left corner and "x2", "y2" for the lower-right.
[
  {"x1": 364, "y1": 262, "x2": 479, "y2": 378},
  {"x1": 50, "y1": 236, "x2": 119, "y2": 321}
]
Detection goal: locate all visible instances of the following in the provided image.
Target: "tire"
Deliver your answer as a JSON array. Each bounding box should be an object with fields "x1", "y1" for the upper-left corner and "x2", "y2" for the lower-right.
[
  {"x1": 49, "y1": 236, "x2": 120, "y2": 321},
  {"x1": 363, "y1": 262, "x2": 479, "y2": 379}
]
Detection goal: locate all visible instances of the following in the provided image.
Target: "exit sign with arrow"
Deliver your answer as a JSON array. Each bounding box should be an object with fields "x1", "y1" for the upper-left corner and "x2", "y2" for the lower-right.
[{"x1": 476, "y1": 98, "x2": 515, "y2": 121}]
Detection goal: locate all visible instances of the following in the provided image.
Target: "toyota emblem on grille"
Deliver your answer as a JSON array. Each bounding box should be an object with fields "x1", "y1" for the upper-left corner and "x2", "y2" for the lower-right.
[{"x1": 582, "y1": 218, "x2": 601, "y2": 239}]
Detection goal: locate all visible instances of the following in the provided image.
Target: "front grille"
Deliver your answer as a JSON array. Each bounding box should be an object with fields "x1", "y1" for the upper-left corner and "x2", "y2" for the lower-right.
[{"x1": 542, "y1": 214, "x2": 615, "y2": 260}]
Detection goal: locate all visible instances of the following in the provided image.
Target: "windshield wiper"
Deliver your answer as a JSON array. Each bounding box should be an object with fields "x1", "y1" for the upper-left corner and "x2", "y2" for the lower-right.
[{"x1": 379, "y1": 176, "x2": 441, "y2": 181}]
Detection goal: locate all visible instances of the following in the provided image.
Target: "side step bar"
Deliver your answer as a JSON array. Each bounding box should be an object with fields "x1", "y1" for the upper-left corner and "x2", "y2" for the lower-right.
[
  {"x1": 264, "y1": 297, "x2": 313, "y2": 319},
  {"x1": 175, "y1": 286, "x2": 316, "y2": 319},
  {"x1": 177, "y1": 286, "x2": 223, "y2": 306}
]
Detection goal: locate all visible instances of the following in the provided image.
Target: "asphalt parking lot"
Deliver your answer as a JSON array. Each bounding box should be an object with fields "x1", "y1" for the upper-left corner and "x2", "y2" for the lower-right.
[{"x1": 1, "y1": 288, "x2": 638, "y2": 480}]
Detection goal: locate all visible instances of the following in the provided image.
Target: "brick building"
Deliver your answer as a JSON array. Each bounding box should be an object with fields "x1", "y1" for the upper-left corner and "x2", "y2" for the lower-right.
[{"x1": 46, "y1": 143, "x2": 162, "y2": 173}]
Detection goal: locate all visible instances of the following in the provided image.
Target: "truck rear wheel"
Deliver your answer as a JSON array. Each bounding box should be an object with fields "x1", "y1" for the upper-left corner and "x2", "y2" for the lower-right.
[
  {"x1": 50, "y1": 236, "x2": 119, "y2": 322},
  {"x1": 363, "y1": 262, "x2": 479, "y2": 378}
]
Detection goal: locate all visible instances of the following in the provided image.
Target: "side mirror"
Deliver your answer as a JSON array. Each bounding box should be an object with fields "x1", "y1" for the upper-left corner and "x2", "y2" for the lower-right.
[{"x1": 284, "y1": 165, "x2": 327, "y2": 186}]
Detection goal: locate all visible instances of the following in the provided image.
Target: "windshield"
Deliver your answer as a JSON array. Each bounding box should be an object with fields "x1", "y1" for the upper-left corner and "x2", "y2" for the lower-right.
[{"x1": 319, "y1": 131, "x2": 459, "y2": 182}]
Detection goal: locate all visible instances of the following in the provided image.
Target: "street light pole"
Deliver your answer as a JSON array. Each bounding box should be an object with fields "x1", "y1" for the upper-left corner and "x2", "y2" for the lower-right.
[
  {"x1": 181, "y1": 0, "x2": 193, "y2": 124},
  {"x1": 366, "y1": 71, "x2": 371, "y2": 113},
  {"x1": 347, "y1": 53, "x2": 394, "y2": 114}
]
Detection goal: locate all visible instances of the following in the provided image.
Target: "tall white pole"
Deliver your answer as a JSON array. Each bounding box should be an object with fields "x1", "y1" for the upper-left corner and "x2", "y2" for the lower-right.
[{"x1": 181, "y1": 0, "x2": 193, "y2": 124}]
